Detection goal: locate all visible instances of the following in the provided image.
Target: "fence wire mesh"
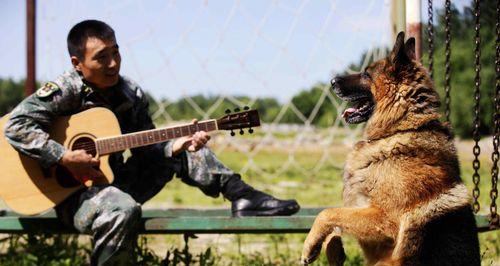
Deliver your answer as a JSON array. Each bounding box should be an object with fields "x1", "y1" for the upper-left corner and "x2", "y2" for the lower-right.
[{"x1": 35, "y1": 0, "x2": 391, "y2": 179}]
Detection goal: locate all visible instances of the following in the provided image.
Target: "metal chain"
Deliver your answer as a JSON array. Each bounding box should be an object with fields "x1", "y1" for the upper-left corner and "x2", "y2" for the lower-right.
[
  {"x1": 427, "y1": 0, "x2": 434, "y2": 80},
  {"x1": 490, "y1": 0, "x2": 500, "y2": 228},
  {"x1": 472, "y1": 0, "x2": 482, "y2": 214},
  {"x1": 444, "y1": 0, "x2": 452, "y2": 122}
]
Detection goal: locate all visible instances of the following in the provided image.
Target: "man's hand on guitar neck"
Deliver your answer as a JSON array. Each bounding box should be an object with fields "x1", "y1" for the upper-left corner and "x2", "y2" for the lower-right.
[
  {"x1": 59, "y1": 149, "x2": 104, "y2": 184},
  {"x1": 172, "y1": 119, "x2": 211, "y2": 156}
]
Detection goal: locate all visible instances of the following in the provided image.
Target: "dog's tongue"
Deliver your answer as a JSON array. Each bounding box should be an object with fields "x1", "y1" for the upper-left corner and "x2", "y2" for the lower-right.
[{"x1": 342, "y1": 107, "x2": 357, "y2": 118}]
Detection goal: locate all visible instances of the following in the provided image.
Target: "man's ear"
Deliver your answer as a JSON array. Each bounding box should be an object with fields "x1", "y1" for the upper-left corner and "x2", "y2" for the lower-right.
[{"x1": 71, "y1": 56, "x2": 82, "y2": 71}]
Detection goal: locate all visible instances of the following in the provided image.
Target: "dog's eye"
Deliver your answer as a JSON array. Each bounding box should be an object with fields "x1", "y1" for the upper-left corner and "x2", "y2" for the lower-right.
[{"x1": 362, "y1": 71, "x2": 371, "y2": 79}]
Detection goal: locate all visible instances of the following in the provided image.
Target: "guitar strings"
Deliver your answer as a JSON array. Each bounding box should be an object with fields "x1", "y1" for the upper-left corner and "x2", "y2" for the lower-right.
[
  {"x1": 72, "y1": 142, "x2": 142, "y2": 151},
  {"x1": 70, "y1": 122, "x2": 220, "y2": 151},
  {"x1": 73, "y1": 138, "x2": 169, "y2": 149},
  {"x1": 72, "y1": 142, "x2": 145, "y2": 149}
]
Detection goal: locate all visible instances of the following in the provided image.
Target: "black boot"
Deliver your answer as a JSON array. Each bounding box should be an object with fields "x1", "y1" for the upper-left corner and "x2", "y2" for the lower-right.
[{"x1": 223, "y1": 175, "x2": 300, "y2": 217}]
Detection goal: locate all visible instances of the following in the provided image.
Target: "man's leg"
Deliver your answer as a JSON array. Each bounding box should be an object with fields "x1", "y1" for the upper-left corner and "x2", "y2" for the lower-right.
[
  {"x1": 58, "y1": 186, "x2": 141, "y2": 266},
  {"x1": 177, "y1": 147, "x2": 300, "y2": 216}
]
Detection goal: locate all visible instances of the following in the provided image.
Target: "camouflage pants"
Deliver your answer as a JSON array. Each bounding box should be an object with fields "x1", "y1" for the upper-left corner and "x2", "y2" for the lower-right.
[{"x1": 56, "y1": 147, "x2": 239, "y2": 265}]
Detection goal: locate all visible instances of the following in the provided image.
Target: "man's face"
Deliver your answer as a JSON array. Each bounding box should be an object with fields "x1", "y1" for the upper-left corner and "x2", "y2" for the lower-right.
[{"x1": 71, "y1": 37, "x2": 121, "y2": 89}]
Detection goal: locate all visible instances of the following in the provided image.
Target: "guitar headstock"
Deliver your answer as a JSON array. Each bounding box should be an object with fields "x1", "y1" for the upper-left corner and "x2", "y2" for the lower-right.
[{"x1": 216, "y1": 107, "x2": 260, "y2": 135}]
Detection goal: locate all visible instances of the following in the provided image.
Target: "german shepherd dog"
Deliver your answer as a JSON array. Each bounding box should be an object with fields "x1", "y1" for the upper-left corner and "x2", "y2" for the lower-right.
[{"x1": 301, "y1": 32, "x2": 480, "y2": 266}]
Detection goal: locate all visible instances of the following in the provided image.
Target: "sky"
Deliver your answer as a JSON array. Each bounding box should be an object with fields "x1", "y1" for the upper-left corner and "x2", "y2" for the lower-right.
[{"x1": 0, "y1": 0, "x2": 470, "y2": 102}]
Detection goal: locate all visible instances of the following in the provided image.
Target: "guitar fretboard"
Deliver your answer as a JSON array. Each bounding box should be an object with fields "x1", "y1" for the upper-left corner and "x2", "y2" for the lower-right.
[{"x1": 95, "y1": 120, "x2": 217, "y2": 155}]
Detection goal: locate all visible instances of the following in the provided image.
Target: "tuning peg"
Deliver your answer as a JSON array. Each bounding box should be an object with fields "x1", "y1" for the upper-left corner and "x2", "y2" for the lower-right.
[
  {"x1": 230, "y1": 130, "x2": 235, "y2": 136},
  {"x1": 234, "y1": 107, "x2": 240, "y2": 112},
  {"x1": 239, "y1": 129, "x2": 244, "y2": 135},
  {"x1": 243, "y1": 106, "x2": 249, "y2": 110},
  {"x1": 248, "y1": 128, "x2": 254, "y2": 134},
  {"x1": 225, "y1": 109, "x2": 231, "y2": 114}
]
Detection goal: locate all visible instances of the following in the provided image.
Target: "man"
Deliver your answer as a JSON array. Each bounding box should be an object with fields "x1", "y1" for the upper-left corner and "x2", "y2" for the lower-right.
[{"x1": 4, "y1": 20, "x2": 299, "y2": 265}]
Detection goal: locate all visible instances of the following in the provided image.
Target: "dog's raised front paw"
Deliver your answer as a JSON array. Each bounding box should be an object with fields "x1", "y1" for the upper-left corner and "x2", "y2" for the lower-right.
[{"x1": 301, "y1": 242, "x2": 322, "y2": 265}]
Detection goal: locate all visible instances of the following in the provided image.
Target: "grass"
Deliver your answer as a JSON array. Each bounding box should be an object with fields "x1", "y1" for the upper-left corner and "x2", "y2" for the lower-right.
[{"x1": 0, "y1": 135, "x2": 499, "y2": 265}]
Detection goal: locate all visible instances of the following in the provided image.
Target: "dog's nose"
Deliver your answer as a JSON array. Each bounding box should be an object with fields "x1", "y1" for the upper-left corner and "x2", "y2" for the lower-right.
[{"x1": 331, "y1": 77, "x2": 341, "y2": 87}]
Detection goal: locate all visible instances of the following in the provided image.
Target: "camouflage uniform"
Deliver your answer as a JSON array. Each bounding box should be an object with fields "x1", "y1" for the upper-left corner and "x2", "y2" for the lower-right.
[{"x1": 4, "y1": 69, "x2": 241, "y2": 265}]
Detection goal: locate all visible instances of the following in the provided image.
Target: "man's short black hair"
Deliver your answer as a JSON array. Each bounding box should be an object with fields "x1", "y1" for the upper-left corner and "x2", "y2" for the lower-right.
[{"x1": 67, "y1": 20, "x2": 115, "y2": 60}]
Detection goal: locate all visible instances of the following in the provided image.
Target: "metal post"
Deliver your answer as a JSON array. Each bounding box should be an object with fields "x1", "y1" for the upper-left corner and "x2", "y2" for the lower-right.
[
  {"x1": 406, "y1": 0, "x2": 422, "y2": 61},
  {"x1": 26, "y1": 0, "x2": 36, "y2": 96}
]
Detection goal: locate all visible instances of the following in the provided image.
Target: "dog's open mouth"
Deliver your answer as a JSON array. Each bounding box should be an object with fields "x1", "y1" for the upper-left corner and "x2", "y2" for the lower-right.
[{"x1": 342, "y1": 97, "x2": 374, "y2": 124}]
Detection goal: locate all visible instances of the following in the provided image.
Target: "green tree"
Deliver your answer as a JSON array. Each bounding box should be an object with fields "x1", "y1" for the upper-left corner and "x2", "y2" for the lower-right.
[
  {"x1": 0, "y1": 78, "x2": 27, "y2": 116},
  {"x1": 279, "y1": 83, "x2": 339, "y2": 127},
  {"x1": 251, "y1": 97, "x2": 281, "y2": 123},
  {"x1": 422, "y1": 0, "x2": 497, "y2": 138}
]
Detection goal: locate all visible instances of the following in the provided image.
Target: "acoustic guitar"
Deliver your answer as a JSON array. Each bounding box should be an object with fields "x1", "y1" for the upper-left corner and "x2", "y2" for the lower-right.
[{"x1": 0, "y1": 107, "x2": 260, "y2": 215}]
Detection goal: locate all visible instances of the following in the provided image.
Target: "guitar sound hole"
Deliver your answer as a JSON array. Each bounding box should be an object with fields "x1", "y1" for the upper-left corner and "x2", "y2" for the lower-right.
[{"x1": 71, "y1": 137, "x2": 97, "y2": 156}]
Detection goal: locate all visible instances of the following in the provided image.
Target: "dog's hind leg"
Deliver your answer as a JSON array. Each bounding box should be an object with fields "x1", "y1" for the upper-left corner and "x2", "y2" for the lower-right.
[
  {"x1": 390, "y1": 184, "x2": 479, "y2": 266},
  {"x1": 301, "y1": 206, "x2": 397, "y2": 265},
  {"x1": 323, "y1": 227, "x2": 345, "y2": 266}
]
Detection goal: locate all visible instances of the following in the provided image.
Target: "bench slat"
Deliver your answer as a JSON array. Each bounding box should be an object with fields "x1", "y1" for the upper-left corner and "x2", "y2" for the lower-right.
[
  {"x1": 0, "y1": 208, "x2": 494, "y2": 234},
  {"x1": 144, "y1": 216, "x2": 315, "y2": 234}
]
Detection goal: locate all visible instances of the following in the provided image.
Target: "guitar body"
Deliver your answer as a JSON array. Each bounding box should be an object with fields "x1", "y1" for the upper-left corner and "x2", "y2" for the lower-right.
[{"x1": 0, "y1": 107, "x2": 120, "y2": 215}]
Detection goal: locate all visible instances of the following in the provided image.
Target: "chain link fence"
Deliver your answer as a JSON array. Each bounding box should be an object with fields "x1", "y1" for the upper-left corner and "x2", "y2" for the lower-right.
[{"x1": 34, "y1": 0, "x2": 391, "y2": 178}]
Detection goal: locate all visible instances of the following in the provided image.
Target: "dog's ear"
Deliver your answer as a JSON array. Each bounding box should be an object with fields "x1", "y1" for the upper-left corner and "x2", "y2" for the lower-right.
[
  {"x1": 404, "y1": 38, "x2": 416, "y2": 61},
  {"x1": 390, "y1": 32, "x2": 412, "y2": 68},
  {"x1": 390, "y1": 32, "x2": 405, "y2": 63}
]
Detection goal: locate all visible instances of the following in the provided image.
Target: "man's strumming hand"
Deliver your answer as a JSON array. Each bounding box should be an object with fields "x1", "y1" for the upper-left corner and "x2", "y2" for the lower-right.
[{"x1": 59, "y1": 149, "x2": 104, "y2": 183}]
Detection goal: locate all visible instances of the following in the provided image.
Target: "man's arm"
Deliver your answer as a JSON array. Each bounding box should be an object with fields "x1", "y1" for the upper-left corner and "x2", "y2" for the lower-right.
[
  {"x1": 4, "y1": 92, "x2": 68, "y2": 168},
  {"x1": 5, "y1": 84, "x2": 104, "y2": 180}
]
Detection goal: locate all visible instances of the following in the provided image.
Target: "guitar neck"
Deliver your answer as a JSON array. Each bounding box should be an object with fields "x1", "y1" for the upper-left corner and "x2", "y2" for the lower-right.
[{"x1": 96, "y1": 119, "x2": 218, "y2": 155}]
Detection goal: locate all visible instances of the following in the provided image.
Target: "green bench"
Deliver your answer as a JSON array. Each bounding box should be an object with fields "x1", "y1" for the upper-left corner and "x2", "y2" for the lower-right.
[{"x1": 0, "y1": 208, "x2": 494, "y2": 234}]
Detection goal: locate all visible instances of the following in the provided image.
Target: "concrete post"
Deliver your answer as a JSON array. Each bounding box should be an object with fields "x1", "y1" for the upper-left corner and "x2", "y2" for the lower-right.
[
  {"x1": 405, "y1": 0, "x2": 422, "y2": 61},
  {"x1": 391, "y1": 0, "x2": 406, "y2": 41}
]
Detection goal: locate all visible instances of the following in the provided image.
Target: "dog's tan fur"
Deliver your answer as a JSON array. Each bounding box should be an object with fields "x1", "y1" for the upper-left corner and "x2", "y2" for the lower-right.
[{"x1": 301, "y1": 32, "x2": 480, "y2": 266}]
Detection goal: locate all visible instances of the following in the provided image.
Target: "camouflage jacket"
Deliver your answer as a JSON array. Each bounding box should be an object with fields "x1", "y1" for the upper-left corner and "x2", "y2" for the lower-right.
[{"x1": 4, "y1": 69, "x2": 178, "y2": 171}]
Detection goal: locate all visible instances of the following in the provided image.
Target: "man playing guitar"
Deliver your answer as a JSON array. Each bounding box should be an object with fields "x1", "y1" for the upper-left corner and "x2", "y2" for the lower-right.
[{"x1": 4, "y1": 20, "x2": 299, "y2": 265}]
